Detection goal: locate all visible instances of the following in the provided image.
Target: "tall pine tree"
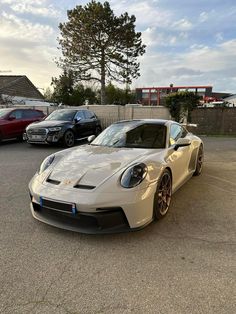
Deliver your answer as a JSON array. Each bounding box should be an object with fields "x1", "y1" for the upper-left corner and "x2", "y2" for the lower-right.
[{"x1": 58, "y1": 1, "x2": 145, "y2": 105}]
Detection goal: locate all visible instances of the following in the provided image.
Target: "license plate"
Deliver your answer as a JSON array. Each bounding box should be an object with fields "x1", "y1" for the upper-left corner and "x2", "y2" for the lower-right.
[
  {"x1": 30, "y1": 135, "x2": 44, "y2": 140},
  {"x1": 40, "y1": 197, "x2": 77, "y2": 214}
]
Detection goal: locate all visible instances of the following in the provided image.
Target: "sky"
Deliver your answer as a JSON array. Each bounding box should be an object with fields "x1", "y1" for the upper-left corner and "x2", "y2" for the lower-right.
[{"x1": 0, "y1": 0, "x2": 236, "y2": 93}]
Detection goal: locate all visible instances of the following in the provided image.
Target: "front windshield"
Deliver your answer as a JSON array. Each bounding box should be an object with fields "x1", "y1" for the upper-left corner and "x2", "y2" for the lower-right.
[
  {"x1": 0, "y1": 109, "x2": 11, "y2": 118},
  {"x1": 46, "y1": 110, "x2": 77, "y2": 121},
  {"x1": 92, "y1": 122, "x2": 166, "y2": 149}
]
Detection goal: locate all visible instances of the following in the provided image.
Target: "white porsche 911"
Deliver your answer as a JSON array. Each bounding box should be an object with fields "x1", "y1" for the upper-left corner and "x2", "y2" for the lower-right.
[{"x1": 29, "y1": 119, "x2": 203, "y2": 234}]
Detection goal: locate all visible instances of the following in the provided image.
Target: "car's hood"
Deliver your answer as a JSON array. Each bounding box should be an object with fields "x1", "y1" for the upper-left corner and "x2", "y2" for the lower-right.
[
  {"x1": 27, "y1": 120, "x2": 70, "y2": 129},
  {"x1": 48, "y1": 145, "x2": 160, "y2": 187}
]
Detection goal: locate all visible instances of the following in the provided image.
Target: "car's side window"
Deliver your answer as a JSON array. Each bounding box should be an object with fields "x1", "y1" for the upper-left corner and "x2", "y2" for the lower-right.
[
  {"x1": 75, "y1": 111, "x2": 85, "y2": 121},
  {"x1": 84, "y1": 110, "x2": 95, "y2": 119},
  {"x1": 169, "y1": 124, "x2": 186, "y2": 145},
  {"x1": 22, "y1": 110, "x2": 30, "y2": 118},
  {"x1": 22, "y1": 110, "x2": 36, "y2": 118},
  {"x1": 9, "y1": 110, "x2": 23, "y2": 119}
]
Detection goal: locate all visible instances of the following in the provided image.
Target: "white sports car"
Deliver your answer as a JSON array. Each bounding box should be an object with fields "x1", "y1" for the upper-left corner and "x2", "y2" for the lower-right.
[{"x1": 29, "y1": 119, "x2": 203, "y2": 234}]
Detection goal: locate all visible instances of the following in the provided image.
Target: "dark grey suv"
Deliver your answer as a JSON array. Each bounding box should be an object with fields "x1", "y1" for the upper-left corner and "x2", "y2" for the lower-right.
[{"x1": 24, "y1": 109, "x2": 101, "y2": 147}]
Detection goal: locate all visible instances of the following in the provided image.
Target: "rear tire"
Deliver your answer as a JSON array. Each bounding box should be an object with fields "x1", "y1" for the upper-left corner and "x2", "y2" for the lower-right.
[
  {"x1": 193, "y1": 144, "x2": 203, "y2": 176},
  {"x1": 63, "y1": 130, "x2": 75, "y2": 148},
  {"x1": 153, "y1": 169, "x2": 172, "y2": 220}
]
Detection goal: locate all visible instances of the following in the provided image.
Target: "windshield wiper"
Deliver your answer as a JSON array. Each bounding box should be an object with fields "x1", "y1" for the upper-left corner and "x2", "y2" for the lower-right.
[{"x1": 111, "y1": 139, "x2": 121, "y2": 145}]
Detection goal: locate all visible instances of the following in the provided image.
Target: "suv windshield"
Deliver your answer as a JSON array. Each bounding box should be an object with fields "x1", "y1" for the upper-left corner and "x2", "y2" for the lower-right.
[
  {"x1": 91, "y1": 122, "x2": 166, "y2": 149},
  {"x1": 46, "y1": 110, "x2": 77, "y2": 121}
]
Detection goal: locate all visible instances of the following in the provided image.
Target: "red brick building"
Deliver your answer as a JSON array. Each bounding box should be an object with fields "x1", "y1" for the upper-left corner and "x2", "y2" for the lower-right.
[{"x1": 136, "y1": 85, "x2": 213, "y2": 106}]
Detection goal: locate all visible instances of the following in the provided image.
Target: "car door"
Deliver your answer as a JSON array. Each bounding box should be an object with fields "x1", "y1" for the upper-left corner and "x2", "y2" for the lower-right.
[
  {"x1": 83, "y1": 110, "x2": 97, "y2": 135},
  {"x1": 166, "y1": 123, "x2": 192, "y2": 190},
  {"x1": 73, "y1": 110, "x2": 87, "y2": 139},
  {"x1": 6, "y1": 109, "x2": 24, "y2": 138}
]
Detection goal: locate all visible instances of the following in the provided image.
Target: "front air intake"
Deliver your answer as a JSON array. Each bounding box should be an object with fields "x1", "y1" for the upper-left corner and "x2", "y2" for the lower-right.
[
  {"x1": 74, "y1": 184, "x2": 96, "y2": 190},
  {"x1": 46, "y1": 178, "x2": 61, "y2": 185}
]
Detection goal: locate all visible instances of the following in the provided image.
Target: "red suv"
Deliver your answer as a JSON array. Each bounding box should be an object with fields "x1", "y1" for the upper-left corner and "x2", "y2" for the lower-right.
[{"x1": 0, "y1": 108, "x2": 45, "y2": 142}]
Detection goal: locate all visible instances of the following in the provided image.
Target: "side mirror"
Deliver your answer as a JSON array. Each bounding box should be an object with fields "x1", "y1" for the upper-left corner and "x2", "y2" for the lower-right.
[
  {"x1": 88, "y1": 135, "x2": 96, "y2": 143},
  {"x1": 174, "y1": 138, "x2": 191, "y2": 151},
  {"x1": 74, "y1": 117, "x2": 81, "y2": 124},
  {"x1": 8, "y1": 116, "x2": 16, "y2": 121}
]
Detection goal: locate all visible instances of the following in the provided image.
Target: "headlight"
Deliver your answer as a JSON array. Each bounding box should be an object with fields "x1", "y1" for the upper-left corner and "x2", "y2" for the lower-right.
[
  {"x1": 120, "y1": 163, "x2": 148, "y2": 188},
  {"x1": 48, "y1": 127, "x2": 62, "y2": 132},
  {"x1": 39, "y1": 155, "x2": 55, "y2": 174}
]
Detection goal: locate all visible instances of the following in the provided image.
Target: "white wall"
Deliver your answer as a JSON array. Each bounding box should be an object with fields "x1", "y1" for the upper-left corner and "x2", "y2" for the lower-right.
[{"x1": 0, "y1": 104, "x2": 171, "y2": 128}]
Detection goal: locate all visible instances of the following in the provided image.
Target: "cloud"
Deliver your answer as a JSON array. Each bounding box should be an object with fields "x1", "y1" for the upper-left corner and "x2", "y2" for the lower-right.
[
  {"x1": 199, "y1": 12, "x2": 208, "y2": 23},
  {"x1": 142, "y1": 27, "x2": 189, "y2": 50},
  {"x1": 172, "y1": 18, "x2": 193, "y2": 31},
  {"x1": 215, "y1": 32, "x2": 224, "y2": 42},
  {"x1": 0, "y1": 36, "x2": 61, "y2": 89},
  {"x1": 111, "y1": 0, "x2": 172, "y2": 29},
  {"x1": 0, "y1": 0, "x2": 236, "y2": 93},
  {"x1": 0, "y1": 7, "x2": 60, "y2": 88},
  {"x1": 0, "y1": 11, "x2": 54, "y2": 42},
  {"x1": 184, "y1": 40, "x2": 236, "y2": 72},
  {"x1": 135, "y1": 39, "x2": 236, "y2": 92},
  {"x1": 1, "y1": 0, "x2": 44, "y2": 3},
  {"x1": 1, "y1": 0, "x2": 59, "y2": 17}
]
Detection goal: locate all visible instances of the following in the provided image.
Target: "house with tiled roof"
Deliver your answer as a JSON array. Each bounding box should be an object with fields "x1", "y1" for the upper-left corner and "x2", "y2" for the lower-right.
[{"x1": 0, "y1": 75, "x2": 44, "y2": 102}]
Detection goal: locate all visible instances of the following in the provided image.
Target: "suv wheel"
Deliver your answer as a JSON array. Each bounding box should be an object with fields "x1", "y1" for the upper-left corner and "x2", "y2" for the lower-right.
[{"x1": 63, "y1": 130, "x2": 75, "y2": 147}]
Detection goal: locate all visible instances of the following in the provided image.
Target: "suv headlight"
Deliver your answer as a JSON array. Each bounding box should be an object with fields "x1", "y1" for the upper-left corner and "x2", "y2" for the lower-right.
[
  {"x1": 48, "y1": 127, "x2": 61, "y2": 132},
  {"x1": 39, "y1": 155, "x2": 55, "y2": 174},
  {"x1": 120, "y1": 163, "x2": 148, "y2": 188}
]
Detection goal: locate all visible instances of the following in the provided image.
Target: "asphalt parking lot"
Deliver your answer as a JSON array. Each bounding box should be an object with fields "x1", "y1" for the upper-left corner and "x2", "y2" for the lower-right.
[{"x1": 0, "y1": 137, "x2": 235, "y2": 314}]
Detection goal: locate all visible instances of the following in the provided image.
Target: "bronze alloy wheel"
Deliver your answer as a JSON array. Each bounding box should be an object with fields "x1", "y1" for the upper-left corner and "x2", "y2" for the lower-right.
[
  {"x1": 63, "y1": 130, "x2": 75, "y2": 147},
  {"x1": 194, "y1": 145, "x2": 203, "y2": 176},
  {"x1": 154, "y1": 170, "x2": 172, "y2": 219}
]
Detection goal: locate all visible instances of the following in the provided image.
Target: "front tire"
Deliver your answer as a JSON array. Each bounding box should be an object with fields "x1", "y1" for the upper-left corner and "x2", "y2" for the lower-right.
[
  {"x1": 63, "y1": 130, "x2": 75, "y2": 147},
  {"x1": 153, "y1": 169, "x2": 172, "y2": 220},
  {"x1": 193, "y1": 144, "x2": 203, "y2": 176}
]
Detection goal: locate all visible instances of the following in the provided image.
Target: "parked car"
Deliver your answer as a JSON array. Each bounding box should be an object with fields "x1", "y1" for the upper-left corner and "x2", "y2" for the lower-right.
[
  {"x1": 24, "y1": 109, "x2": 101, "y2": 147},
  {"x1": 0, "y1": 108, "x2": 45, "y2": 142},
  {"x1": 29, "y1": 119, "x2": 204, "y2": 234}
]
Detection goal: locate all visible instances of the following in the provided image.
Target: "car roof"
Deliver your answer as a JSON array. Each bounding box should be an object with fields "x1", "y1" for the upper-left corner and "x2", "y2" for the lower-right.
[
  {"x1": 114, "y1": 119, "x2": 176, "y2": 126},
  {"x1": 0, "y1": 108, "x2": 42, "y2": 112},
  {"x1": 56, "y1": 108, "x2": 89, "y2": 111},
  {"x1": 13, "y1": 108, "x2": 42, "y2": 111}
]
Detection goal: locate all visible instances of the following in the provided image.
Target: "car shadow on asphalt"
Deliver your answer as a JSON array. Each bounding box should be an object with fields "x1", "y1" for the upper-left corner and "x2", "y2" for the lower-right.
[{"x1": 0, "y1": 138, "x2": 22, "y2": 146}]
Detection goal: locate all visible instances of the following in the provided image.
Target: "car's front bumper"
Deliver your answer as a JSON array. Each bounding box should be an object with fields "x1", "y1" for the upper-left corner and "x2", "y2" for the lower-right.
[
  {"x1": 30, "y1": 201, "x2": 137, "y2": 234},
  {"x1": 29, "y1": 175, "x2": 156, "y2": 234},
  {"x1": 23, "y1": 131, "x2": 62, "y2": 144}
]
